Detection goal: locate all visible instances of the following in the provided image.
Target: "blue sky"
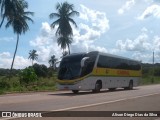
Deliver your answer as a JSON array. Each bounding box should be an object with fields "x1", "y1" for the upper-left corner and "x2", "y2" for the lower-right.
[{"x1": 0, "y1": 0, "x2": 160, "y2": 69}]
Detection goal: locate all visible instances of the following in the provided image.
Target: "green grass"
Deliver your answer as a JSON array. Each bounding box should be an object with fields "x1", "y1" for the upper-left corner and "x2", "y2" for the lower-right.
[
  {"x1": 0, "y1": 76, "x2": 57, "y2": 95},
  {"x1": 140, "y1": 76, "x2": 160, "y2": 85}
]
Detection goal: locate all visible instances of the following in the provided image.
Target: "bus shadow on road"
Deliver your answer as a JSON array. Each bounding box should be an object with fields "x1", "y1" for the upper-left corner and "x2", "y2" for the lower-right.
[{"x1": 49, "y1": 88, "x2": 139, "y2": 96}]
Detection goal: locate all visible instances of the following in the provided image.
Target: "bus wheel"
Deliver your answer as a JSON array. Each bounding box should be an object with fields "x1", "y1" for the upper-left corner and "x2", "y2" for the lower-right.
[
  {"x1": 128, "y1": 80, "x2": 133, "y2": 90},
  {"x1": 125, "y1": 80, "x2": 133, "y2": 90},
  {"x1": 72, "y1": 90, "x2": 79, "y2": 94},
  {"x1": 92, "y1": 81, "x2": 102, "y2": 93}
]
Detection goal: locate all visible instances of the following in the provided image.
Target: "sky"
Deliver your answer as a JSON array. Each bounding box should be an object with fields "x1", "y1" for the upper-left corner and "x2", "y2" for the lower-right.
[{"x1": 0, "y1": 0, "x2": 160, "y2": 69}]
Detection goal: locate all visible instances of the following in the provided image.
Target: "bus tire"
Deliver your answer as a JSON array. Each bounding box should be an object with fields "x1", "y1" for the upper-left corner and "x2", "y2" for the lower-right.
[
  {"x1": 92, "y1": 81, "x2": 102, "y2": 93},
  {"x1": 128, "y1": 80, "x2": 133, "y2": 90},
  {"x1": 72, "y1": 90, "x2": 79, "y2": 94}
]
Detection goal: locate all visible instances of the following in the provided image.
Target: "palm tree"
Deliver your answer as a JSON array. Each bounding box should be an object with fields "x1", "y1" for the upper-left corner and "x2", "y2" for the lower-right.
[
  {"x1": 0, "y1": 0, "x2": 28, "y2": 28},
  {"x1": 49, "y1": 1, "x2": 79, "y2": 55},
  {"x1": 3, "y1": 0, "x2": 34, "y2": 77},
  {"x1": 61, "y1": 51, "x2": 68, "y2": 58},
  {"x1": 48, "y1": 55, "x2": 57, "y2": 67},
  {"x1": 57, "y1": 36, "x2": 72, "y2": 54},
  {"x1": 28, "y1": 50, "x2": 38, "y2": 66}
]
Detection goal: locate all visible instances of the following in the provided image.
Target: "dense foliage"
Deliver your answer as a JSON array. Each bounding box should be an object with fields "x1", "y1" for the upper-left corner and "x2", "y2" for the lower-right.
[
  {"x1": 19, "y1": 67, "x2": 38, "y2": 84},
  {"x1": 0, "y1": 63, "x2": 56, "y2": 94},
  {"x1": 142, "y1": 63, "x2": 160, "y2": 76}
]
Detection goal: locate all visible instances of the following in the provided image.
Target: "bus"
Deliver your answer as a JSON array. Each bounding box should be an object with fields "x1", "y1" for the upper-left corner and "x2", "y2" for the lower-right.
[{"x1": 56, "y1": 51, "x2": 141, "y2": 93}]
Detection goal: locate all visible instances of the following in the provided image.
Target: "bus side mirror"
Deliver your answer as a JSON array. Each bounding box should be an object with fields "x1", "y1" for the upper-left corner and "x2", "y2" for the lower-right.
[{"x1": 81, "y1": 57, "x2": 89, "y2": 67}]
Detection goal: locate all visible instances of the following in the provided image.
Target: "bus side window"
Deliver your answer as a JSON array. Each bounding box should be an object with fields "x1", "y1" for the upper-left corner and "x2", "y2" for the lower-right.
[{"x1": 81, "y1": 58, "x2": 95, "y2": 76}]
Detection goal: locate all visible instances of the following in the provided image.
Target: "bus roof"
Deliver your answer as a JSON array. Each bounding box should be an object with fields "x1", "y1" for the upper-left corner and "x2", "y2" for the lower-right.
[{"x1": 64, "y1": 51, "x2": 141, "y2": 63}]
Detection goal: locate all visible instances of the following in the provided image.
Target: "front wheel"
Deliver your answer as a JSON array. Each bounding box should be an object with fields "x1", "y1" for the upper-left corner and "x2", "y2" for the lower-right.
[
  {"x1": 72, "y1": 90, "x2": 79, "y2": 94},
  {"x1": 92, "y1": 81, "x2": 102, "y2": 93}
]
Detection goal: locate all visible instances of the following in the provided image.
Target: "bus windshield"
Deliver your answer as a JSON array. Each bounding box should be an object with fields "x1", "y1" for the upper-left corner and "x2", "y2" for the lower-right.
[
  {"x1": 58, "y1": 54, "x2": 85, "y2": 80},
  {"x1": 58, "y1": 52, "x2": 98, "y2": 80}
]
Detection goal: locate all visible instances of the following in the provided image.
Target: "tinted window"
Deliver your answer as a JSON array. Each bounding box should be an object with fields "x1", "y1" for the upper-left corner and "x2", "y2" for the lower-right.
[
  {"x1": 81, "y1": 53, "x2": 97, "y2": 76},
  {"x1": 97, "y1": 55, "x2": 141, "y2": 70},
  {"x1": 58, "y1": 54, "x2": 85, "y2": 80}
]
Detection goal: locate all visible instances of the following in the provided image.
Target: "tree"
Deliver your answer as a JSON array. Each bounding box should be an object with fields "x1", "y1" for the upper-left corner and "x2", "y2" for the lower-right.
[
  {"x1": 28, "y1": 49, "x2": 38, "y2": 66},
  {"x1": 19, "y1": 67, "x2": 37, "y2": 85},
  {"x1": 49, "y1": 55, "x2": 57, "y2": 67},
  {"x1": 3, "y1": 0, "x2": 34, "y2": 78},
  {"x1": 33, "y1": 63, "x2": 48, "y2": 77},
  {"x1": 0, "y1": 0, "x2": 28, "y2": 28},
  {"x1": 49, "y1": 1, "x2": 79, "y2": 54},
  {"x1": 61, "y1": 51, "x2": 68, "y2": 58}
]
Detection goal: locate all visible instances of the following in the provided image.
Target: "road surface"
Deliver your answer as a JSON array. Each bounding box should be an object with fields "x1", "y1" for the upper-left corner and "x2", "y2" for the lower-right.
[{"x1": 0, "y1": 84, "x2": 160, "y2": 120}]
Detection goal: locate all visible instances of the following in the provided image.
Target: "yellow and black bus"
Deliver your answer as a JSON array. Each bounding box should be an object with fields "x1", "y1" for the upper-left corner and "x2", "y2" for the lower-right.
[{"x1": 56, "y1": 51, "x2": 141, "y2": 93}]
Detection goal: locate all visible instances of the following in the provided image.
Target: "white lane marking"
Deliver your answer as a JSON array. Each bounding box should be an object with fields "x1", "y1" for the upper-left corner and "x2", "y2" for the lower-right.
[{"x1": 51, "y1": 92, "x2": 160, "y2": 111}]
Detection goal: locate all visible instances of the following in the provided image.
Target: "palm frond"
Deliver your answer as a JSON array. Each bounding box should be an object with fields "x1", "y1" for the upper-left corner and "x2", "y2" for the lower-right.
[
  {"x1": 56, "y1": 2, "x2": 60, "y2": 10},
  {"x1": 68, "y1": 11, "x2": 79, "y2": 17},
  {"x1": 50, "y1": 19, "x2": 60, "y2": 29},
  {"x1": 23, "y1": 15, "x2": 34, "y2": 23},
  {"x1": 68, "y1": 18, "x2": 78, "y2": 28},
  {"x1": 24, "y1": 11, "x2": 34, "y2": 16},
  {"x1": 5, "y1": 19, "x2": 12, "y2": 28},
  {"x1": 49, "y1": 13, "x2": 60, "y2": 19}
]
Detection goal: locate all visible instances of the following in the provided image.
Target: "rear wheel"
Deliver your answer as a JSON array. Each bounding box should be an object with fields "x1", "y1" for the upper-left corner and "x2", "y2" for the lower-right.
[
  {"x1": 128, "y1": 81, "x2": 133, "y2": 90},
  {"x1": 72, "y1": 90, "x2": 79, "y2": 94},
  {"x1": 124, "y1": 80, "x2": 133, "y2": 90}
]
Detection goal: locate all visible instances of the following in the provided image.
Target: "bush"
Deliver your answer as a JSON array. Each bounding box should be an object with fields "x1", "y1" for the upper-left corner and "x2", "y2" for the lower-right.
[
  {"x1": 0, "y1": 80, "x2": 10, "y2": 90},
  {"x1": 33, "y1": 63, "x2": 48, "y2": 77},
  {"x1": 19, "y1": 67, "x2": 38, "y2": 85},
  {"x1": 154, "y1": 67, "x2": 160, "y2": 76}
]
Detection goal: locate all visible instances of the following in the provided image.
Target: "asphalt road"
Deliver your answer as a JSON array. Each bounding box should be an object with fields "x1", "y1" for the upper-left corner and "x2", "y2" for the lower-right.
[{"x1": 0, "y1": 84, "x2": 160, "y2": 120}]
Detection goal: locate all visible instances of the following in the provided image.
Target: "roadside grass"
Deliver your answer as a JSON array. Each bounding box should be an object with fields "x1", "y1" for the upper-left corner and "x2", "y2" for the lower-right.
[
  {"x1": 0, "y1": 76, "x2": 57, "y2": 95},
  {"x1": 141, "y1": 76, "x2": 160, "y2": 85}
]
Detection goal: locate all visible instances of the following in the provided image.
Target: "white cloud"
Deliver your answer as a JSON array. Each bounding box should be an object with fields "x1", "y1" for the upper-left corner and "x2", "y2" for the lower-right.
[
  {"x1": 71, "y1": 5, "x2": 109, "y2": 53},
  {"x1": 132, "y1": 52, "x2": 152, "y2": 62},
  {"x1": 0, "y1": 53, "x2": 31, "y2": 69},
  {"x1": 30, "y1": 22, "x2": 62, "y2": 63},
  {"x1": 116, "y1": 32, "x2": 151, "y2": 52},
  {"x1": 79, "y1": 4, "x2": 109, "y2": 33},
  {"x1": 116, "y1": 27, "x2": 160, "y2": 63},
  {"x1": 118, "y1": 0, "x2": 135, "y2": 14},
  {"x1": 30, "y1": 5, "x2": 110, "y2": 65},
  {"x1": 0, "y1": 52, "x2": 11, "y2": 58},
  {"x1": 138, "y1": 4, "x2": 160, "y2": 20},
  {"x1": 30, "y1": 22, "x2": 54, "y2": 47},
  {"x1": 153, "y1": 36, "x2": 160, "y2": 51},
  {"x1": 132, "y1": 51, "x2": 160, "y2": 63}
]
